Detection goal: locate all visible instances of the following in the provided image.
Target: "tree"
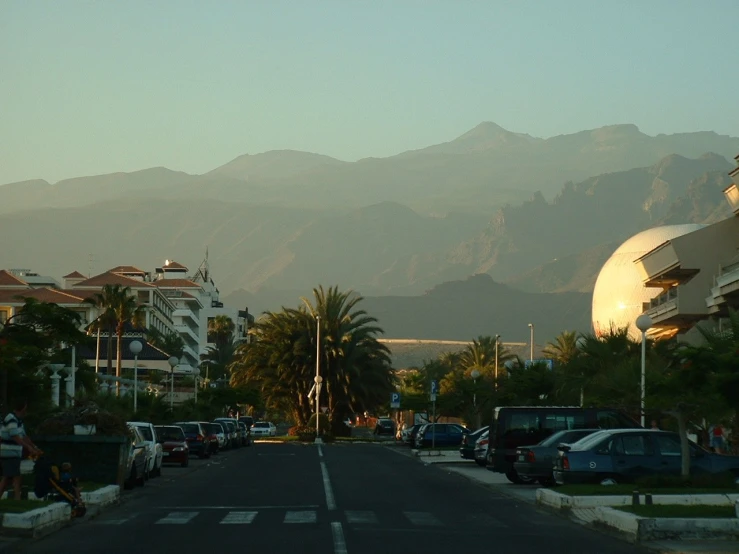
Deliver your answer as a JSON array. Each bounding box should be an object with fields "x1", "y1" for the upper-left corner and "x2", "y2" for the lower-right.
[
  {"x1": 542, "y1": 331, "x2": 580, "y2": 366},
  {"x1": 109, "y1": 288, "x2": 145, "y2": 382},
  {"x1": 208, "y1": 315, "x2": 235, "y2": 347},
  {"x1": 85, "y1": 284, "x2": 122, "y2": 375},
  {"x1": 201, "y1": 339, "x2": 239, "y2": 383},
  {"x1": 147, "y1": 328, "x2": 185, "y2": 359}
]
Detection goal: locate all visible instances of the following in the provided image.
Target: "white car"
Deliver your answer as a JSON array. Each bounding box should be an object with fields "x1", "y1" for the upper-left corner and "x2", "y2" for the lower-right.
[
  {"x1": 251, "y1": 421, "x2": 277, "y2": 437},
  {"x1": 128, "y1": 422, "x2": 163, "y2": 478}
]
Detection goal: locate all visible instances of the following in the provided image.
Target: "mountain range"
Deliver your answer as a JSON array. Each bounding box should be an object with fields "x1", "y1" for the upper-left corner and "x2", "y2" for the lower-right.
[{"x1": 1, "y1": 122, "x2": 737, "y2": 343}]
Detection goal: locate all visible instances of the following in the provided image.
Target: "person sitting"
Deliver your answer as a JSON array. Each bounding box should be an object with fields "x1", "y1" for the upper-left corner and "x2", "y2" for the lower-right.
[{"x1": 59, "y1": 462, "x2": 83, "y2": 504}]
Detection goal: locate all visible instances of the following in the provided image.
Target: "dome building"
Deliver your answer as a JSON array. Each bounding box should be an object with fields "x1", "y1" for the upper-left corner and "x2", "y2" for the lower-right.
[{"x1": 591, "y1": 224, "x2": 706, "y2": 339}]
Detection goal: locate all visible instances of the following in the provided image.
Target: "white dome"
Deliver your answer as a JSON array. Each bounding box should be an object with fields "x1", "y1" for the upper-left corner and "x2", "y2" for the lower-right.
[{"x1": 592, "y1": 224, "x2": 705, "y2": 339}]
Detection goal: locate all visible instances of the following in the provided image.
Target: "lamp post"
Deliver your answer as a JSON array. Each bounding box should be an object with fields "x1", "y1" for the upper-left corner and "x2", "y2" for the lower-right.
[
  {"x1": 129, "y1": 340, "x2": 143, "y2": 414},
  {"x1": 49, "y1": 364, "x2": 64, "y2": 406},
  {"x1": 576, "y1": 336, "x2": 587, "y2": 407},
  {"x1": 470, "y1": 369, "x2": 481, "y2": 429},
  {"x1": 494, "y1": 335, "x2": 500, "y2": 390},
  {"x1": 167, "y1": 356, "x2": 178, "y2": 411},
  {"x1": 635, "y1": 314, "x2": 652, "y2": 428},
  {"x1": 193, "y1": 367, "x2": 200, "y2": 403},
  {"x1": 314, "y1": 315, "x2": 322, "y2": 443},
  {"x1": 528, "y1": 323, "x2": 534, "y2": 362}
]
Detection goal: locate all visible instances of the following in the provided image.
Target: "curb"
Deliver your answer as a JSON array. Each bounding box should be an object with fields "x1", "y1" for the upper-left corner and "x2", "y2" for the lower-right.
[
  {"x1": 1, "y1": 502, "x2": 71, "y2": 538},
  {"x1": 81, "y1": 485, "x2": 120, "y2": 508},
  {"x1": 537, "y1": 489, "x2": 739, "y2": 510}
]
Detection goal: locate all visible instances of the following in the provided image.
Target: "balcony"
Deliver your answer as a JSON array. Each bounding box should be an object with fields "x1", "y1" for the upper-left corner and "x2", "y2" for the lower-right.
[
  {"x1": 181, "y1": 345, "x2": 199, "y2": 366},
  {"x1": 643, "y1": 287, "x2": 678, "y2": 314},
  {"x1": 173, "y1": 308, "x2": 199, "y2": 325},
  {"x1": 706, "y1": 261, "x2": 739, "y2": 314},
  {"x1": 174, "y1": 324, "x2": 199, "y2": 345}
]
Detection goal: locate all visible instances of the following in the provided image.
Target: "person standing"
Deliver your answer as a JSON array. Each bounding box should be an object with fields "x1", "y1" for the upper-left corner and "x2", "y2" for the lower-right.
[
  {"x1": 711, "y1": 424, "x2": 725, "y2": 454},
  {"x1": 0, "y1": 400, "x2": 42, "y2": 500}
]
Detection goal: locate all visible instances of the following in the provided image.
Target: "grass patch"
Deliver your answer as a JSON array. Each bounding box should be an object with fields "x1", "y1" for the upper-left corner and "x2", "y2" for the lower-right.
[
  {"x1": 556, "y1": 484, "x2": 738, "y2": 496},
  {"x1": 615, "y1": 504, "x2": 735, "y2": 518},
  {"x1": 0, "y1": 499, "x2": 53, "y2": 513}
]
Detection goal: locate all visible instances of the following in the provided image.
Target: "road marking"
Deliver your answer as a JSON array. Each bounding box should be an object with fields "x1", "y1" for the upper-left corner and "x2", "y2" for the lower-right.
[
  {"x1": 345, "y1": 510, "x2": 378, "y2": 525},
  {"x1": 96, "y1": 516, "x2": 136, "y2": 525},
  {"x1": 257, "y1": 453, "x2": 296, "y2": 456},
  {"x1": 155, "y1": 512, "x2": 199, "y2": 524},
  {"x1": 318, "y1": 445, "x2": 323, "y2": 457},
  {"x1": 320, "y1": 461, "x2": 337, "y2": 510},
  {"x1": 331, "y1": 521, "x2": 348, "y2": 554},
  {"x1": 157, "y1": 505, "x2": 319, "y2": 510},
  {"x1": 403, "y1": 511, "x2": 443, "y2": 526},
  {"x1": 220, "y1": 511, "x2": 258, "y2": 524},
  {"x1": 284, "y1": 510, "x2": 317, "y2": 524}
]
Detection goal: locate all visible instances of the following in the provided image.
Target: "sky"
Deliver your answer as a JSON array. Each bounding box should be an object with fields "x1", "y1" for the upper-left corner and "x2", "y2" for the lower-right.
[{"x1": 1, "y1": 0, "x2": 738, "y2": 185}]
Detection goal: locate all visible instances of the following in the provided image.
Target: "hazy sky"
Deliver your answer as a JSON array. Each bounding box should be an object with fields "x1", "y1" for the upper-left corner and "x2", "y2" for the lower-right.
[{"x1": 2, "y1": 0, "x2": 738, "y2": 184}]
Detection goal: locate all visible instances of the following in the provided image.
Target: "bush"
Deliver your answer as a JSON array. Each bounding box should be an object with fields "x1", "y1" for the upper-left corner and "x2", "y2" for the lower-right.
[
  {"x1": 35, "y1": 400, "x2": 129, "y2": 437},
  {"x1": 635, "y1": 471, "x2": 737, "y2": 490},
  {"x1": 307, "y1": 413, "x2": 331, "y2": 435}
]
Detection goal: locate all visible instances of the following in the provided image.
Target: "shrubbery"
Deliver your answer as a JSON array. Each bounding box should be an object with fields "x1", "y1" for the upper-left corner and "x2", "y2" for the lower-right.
[{"x1": 635, "y1": 471, "x2": 737, "y2": 490}]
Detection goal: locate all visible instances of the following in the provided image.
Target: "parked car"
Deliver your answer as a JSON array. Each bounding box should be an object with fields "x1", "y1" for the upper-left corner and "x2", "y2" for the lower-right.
[
  {"x1": 374, "y1": 418, "x2": 395, "y2": 436},
  {"x1": 239, "y1": 415, "x2": 254, "y2": 431},
  {"x1": 553, "y1": 429, "x2": 739, "y2": 486},
  {"x1": 175, "y1": 421, "x2": 211, "y2": 458},
  {"x1": 155, "y1": 425, "x2": 189, "y2": 468},
  {"x1": 214, "y1": 418, "x2": 242, "y2": 448},
  {"x1": 403, "y1": 424, "x2": 423, "y2": 446},
  {"x1": 124, "y1": 425, "x2": 148, "y2": 489},
  {"x1": 199, "y1": 421, "x2": 220, "y2": 454},
  {"x1": 485, "y1": 406, "x2": 641, "y2": 483},
  {"x1": 238, "y1": 421, "x2": 252, "y2": 446},
  {"x1": 128, "y1": 422, "x2": 163, "y2": 478},
  {"x1": 474, "y1": 430, "x2": 490, "y2": 467},
  {"x1": 514, "y1": 428, "x2": 600, "y2": 486},
  {"x1": 211, "y1": 421, "x2": 229, "y2": 450},
  {"x1": 415, "y1": 423, "x2": 469, "y2": 448},
  {"x1": 251, "y1": 421, "x2": 276, "y2": 438},
  {"x1": 460, "y1": 427, "x2": 489, "y2": 460}
]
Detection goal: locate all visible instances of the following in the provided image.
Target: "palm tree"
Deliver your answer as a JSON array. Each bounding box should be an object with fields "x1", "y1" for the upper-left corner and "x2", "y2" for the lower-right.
[
  {"x1": 109, "y1": 287, "x2": 145, "y2": 380},
  {"x1": 147, "y1": 328, "x2": 185, "y2": 359},
  {"x1": 208, "y1": 315, "x2": 235, "y2": 347},
  {"x1": 85, "y1": 284, "x2": 127, "y2": 375},
  {"x1": 542, "y1": 331, "x2": 580, "y2": 366}
]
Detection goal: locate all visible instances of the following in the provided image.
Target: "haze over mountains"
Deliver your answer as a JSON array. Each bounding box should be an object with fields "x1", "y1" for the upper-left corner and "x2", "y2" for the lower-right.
[{"x1": 1, "y1": 122, "x2": 737, "y2": 343}]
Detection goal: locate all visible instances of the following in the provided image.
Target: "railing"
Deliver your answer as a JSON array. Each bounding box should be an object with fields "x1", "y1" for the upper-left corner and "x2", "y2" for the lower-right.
[{"x1": 648, "y1": 287, "x2": 678, "y2": 310}]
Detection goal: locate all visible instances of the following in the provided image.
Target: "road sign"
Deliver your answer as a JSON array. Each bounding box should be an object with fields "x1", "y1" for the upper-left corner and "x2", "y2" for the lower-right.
[
  {"x1": 430, "y1": 380, "x2": 438, "y2": 395},
  {"x1": 430, "y1": 393, "x2": 437, "y2": 402},
  {"x1": 390, "y1": 392, "x2": 401, "y2": 409}
]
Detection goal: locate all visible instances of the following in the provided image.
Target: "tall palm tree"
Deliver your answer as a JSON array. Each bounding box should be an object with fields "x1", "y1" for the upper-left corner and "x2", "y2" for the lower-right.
[
  {"x1": 109, "y1": 287, "x2": 145, "y2": 380},
  {"x1": 542, "y1": 330, "x2": 580, "y2": 366},
  {"x1": 208, "y1": 315, "x2": 235, "y2": 347},
  {"x1": 85, "y1": 284, "x2": 127, "y2": 375}
]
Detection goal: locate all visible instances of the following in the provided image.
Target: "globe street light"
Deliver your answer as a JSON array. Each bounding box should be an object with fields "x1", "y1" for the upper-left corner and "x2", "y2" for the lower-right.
[
  {"x1": 129, "y1": 340, "x2": 143, "y2": 414},
  {"x1": 167, "y1": 356, "x2": 178, "y2": 411},
  {"x1": 635, "y1": 314, "x2": 653, "y2": 427}
]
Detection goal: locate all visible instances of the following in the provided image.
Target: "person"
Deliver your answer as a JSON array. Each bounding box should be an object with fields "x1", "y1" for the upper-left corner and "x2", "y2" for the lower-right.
[
  {"x1": 711, "y1": 424, "x2": 725, "y2": 454},
  {"x1": 59, "y1": 462, "x2": 83, "y2": 504},
  {"x1": 650, "y1": 420, "x2": 660, "y2": 430},
  {"x1": 0, "y1": 399, "x2": 42, "y2": 500}
]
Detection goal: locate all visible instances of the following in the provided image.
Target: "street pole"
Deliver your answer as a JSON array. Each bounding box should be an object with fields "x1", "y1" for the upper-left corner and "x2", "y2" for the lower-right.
[
  {"x1": 94, "y1": 324, "x2": 101, "y2": 374},
  {"x1": 528, "y1": 323, "x2": 534, "y2": 362},
  {"x1": 635, "y1": 314, "x2": 652, "y2": 428},
  {"x1": 168, "y1": 356, "x2": 178, "y2": 411},
  {"x1": 431, "y1": 397, "x2": 436, "y2": 450},
  {"x1": 129, "y1": 340, "x2": 142, "y2": 414},
  {"x1": 494, "y1": 335, "x2": 500, "y2": 391},
  {"x1": 315, "y1": 315, "x2": 322, "y2": 441}
]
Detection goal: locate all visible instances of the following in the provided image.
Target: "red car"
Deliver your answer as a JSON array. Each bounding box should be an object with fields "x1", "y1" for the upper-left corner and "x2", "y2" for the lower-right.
[{"x1": 155, "y1": 425, "x2": 189, "y2": 468}]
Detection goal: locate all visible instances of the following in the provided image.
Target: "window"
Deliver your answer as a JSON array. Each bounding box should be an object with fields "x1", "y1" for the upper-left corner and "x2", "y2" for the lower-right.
[
  {"x1": 542, "y1": 413, "x2": 586, "y2": 432},
  {"x1": 612, "y1": 435, "x2": 652, "y2": 456},
  {"x1": 655, "y1": 434, "x2": 681, "y2": 456}
]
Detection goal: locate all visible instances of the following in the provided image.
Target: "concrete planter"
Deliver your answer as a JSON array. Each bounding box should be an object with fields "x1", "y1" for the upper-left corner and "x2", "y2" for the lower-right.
[
  {"x1": 81, "y1": 485, "x2": 120, "y2": 507},
  {"x1": 33, "y1": 435, "x2": 130, "y2": 489},
  {"x1": 537, "y1": 488, "x2": 739, "y2": 510},
  {"x1": 1, "y1": 502, "x2": 70, "y2": 538}
]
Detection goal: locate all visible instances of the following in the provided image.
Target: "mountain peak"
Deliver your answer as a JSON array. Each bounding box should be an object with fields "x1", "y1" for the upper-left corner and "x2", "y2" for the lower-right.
[{"x1": 456, "y1": 121, "x2": 511, "y2": 141}]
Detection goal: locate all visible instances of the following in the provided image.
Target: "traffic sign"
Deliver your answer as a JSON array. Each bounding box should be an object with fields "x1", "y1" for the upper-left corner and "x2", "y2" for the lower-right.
[
  {"x1": 390, "y1": 392, "x2": 401, "y2": 409},
  {"x1": 430, "y1": 380, "x2": 438, "y2": 395}
]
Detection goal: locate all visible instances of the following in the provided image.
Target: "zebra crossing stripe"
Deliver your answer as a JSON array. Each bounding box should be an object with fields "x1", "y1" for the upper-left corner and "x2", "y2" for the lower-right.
[
  {"x1": 403, "y1": 511, "x2": 443, "y2": 526},
  {"x1": 284, "y1": 510, "x2": 317, "y2": 524},
  {"x1": 345, "y1": 510, "x2": 378, "y2": 525},
  {"x1": 155, "y1": 512, "x2": 199, "y2": 525},
  {"x1": 220, "y1": 511, "x2": 258, "y2": 524}
]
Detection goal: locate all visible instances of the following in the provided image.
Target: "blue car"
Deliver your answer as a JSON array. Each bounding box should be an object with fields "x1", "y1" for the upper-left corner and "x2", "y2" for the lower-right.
[
  {"x1": 415, "y1": 423, "x2": 469, "y2": 448},
  {"x1": 554, "y1": 429, "x2": 739, "y2": 485}
]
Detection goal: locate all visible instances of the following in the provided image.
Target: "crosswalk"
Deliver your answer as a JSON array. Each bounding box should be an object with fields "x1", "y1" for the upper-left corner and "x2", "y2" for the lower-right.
[{"x1": 98, "y1": 509, "x2": 471, "y2": 528}]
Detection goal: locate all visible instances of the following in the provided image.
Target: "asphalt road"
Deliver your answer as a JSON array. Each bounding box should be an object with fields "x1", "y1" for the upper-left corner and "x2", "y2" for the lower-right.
[{"x1": 18, "y1": 443, "x2": 648, "y2": 554}]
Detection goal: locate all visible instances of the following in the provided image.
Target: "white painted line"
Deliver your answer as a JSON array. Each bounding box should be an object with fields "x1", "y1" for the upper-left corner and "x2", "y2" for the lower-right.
[
  {"x1": 155, "y1": 512, "x2": 199, "y2": 524},
  {"x1": 220, "y1": 511, "x2": 258, "y2": 524},
  {"x1": 332, "y1": 521, "x2": 348, "y2": 554},
  {"x1": 403, "y1": 511, "x2": 443, "y2": 526},
  {"x1": 320, "y1": 461, "x2": 337, "y2": 510},
  {"x1": 345, "y1": 510, "x2": 378, "y2": 525},
  {"x1": 284, "y1": 510, "x2": 317, "y2": 524},
  {"x1": 157, "y1": 505, "x2": 318, "y2": 509},
  {"x1": 318, "y1": 444, "x2": 323, "y2": 457}
]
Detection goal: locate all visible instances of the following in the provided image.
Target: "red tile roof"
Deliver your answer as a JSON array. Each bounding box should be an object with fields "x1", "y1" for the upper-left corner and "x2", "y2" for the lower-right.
[
  {"x1": 153, "y1": 279, "x2": 202, "y2": 289},
  {"x1": 63, "y1": 271, "x2": 87, "y2": 279},
  {"x1": 0, "y1": 287, "x2": 87, "y2": 304},
  {"x1": 0, "y1": 270, "x2": 29, "y2": 287},
  {"x1": 108, "y1": 265, "x2": 146, "y2": 275},
  {"x1": 73, "y1": 271, "x2": 155, "y2": 289},
  {"x1": 163, "y1": 261, "x2": 188, "y2": 270}
]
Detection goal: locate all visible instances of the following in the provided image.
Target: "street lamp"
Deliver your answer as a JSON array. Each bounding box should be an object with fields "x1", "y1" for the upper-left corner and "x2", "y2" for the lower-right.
[
  {"x1": 314, "y1": 315, "x2": 322, "y2": 443},
  {"x1": 129, "y1": 340, "x2": 143, "y2": 414},
  {"x1": 494, "y1": 335, "x2": 500, "y2": 390},
  {"x1": 635, "y1": 314, "x2": 652, "y2": 428},
  {"x1": 528, "y1": 323, "x2": 534, "y2": 362},
  {"x1": 167, "y1": 356, "x2": 178, "y2": 411},
  {"x1": 576, "y1": 336, "x2": 587, "y2": 407},
  {"x1": 470, "y1": 369, "x2": 481, "y2": 428}
]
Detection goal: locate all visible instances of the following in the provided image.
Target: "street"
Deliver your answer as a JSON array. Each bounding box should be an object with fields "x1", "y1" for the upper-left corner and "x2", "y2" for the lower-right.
[{"x1": 18, "y1": 443, "x2": 647, "y2": 554}]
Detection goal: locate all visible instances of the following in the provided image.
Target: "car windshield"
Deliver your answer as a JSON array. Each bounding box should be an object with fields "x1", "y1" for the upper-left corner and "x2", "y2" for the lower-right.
[
  {"x1": 156, "y1": 427, "x2": 185, "y2": 441},
  {"x1": 570, "y1": 430, "x2": 612, "y2": 450},
  {"x1": 254, "y1": 422, "x2": 269, "y2": 428},
  {"x1": 537, "y1": 429, "x2": 594, "y2": 447},
  {"x1": 136, "y1": 426, "x2": 153, "y2": 441},
  {"x1": 178, "y1": 424, "x2": 199, "y2": 434}
]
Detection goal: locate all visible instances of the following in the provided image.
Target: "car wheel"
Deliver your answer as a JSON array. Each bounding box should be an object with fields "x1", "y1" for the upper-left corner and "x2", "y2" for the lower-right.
[
  {"x1": 124, "y1": 466, "x2": 136, "y2": 490},
  {"x1": 137, "y1": 467, "x2": 146, "y2": 486},
  {"x1": 505, "y1": 469, "x2": 535, "y2": 484},
  {"x1": 599, "y1": 475, "x2": 620, "y2": 486}
]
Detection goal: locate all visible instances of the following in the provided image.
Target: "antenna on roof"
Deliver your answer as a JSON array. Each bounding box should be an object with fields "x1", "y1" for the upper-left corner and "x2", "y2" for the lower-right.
[{"x1": 88, "y1": 253, "x2": 98, "y2": 277}]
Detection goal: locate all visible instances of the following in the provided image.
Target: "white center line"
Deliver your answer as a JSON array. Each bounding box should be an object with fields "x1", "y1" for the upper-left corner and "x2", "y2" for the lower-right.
[
  {"x1": 284, "y1": 510, "x2": 317, "y2": 524},
  {"x1": 220, "y1": 511, "x2": 258, "y2": 524},
  {"x1": 331, "y1": 521, "x2": 348, "y2": 554},
  {"x1": 320, "y1": 461, "x2": 336, "y2": 510},
  {"x1": 318, "y1": 444, "x2": 323, "y2": 457},
  {"x1": 155, "y1": 512, "x2": 198, "y2": 525}
]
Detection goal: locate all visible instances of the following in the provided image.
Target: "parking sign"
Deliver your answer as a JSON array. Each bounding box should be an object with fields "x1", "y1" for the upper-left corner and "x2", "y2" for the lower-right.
[
  {"x1": 390, "y1": 392, "x2": 401, "y2": 409},
  {"x1": 430, "y1": 380, "x2": 438, "y2": 395}
]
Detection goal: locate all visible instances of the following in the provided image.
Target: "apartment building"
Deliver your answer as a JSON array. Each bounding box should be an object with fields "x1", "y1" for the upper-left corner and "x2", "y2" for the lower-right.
[{"x1": 634, "y1": 153, "x2": 739, "y2": 340}]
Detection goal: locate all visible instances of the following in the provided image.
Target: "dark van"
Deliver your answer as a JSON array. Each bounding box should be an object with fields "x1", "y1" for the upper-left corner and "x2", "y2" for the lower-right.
[{"x1": 485, "y1": 406, "x2": 640, "y2": 483}]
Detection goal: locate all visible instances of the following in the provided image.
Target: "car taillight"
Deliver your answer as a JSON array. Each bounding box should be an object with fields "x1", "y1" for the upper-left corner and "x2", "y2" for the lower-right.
[
  {"x1": 196, "y1": 434, "x2": 204, "y2": 441},
  {"x1": 479, "y1": 439, "x2": 488, "y2": 447},
  {"x1": 526, "y1": 451, "x2": 536, "y2": 463},
  {"x1": 562, "y1": 456, "x2": 570, "y2": 470}
]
